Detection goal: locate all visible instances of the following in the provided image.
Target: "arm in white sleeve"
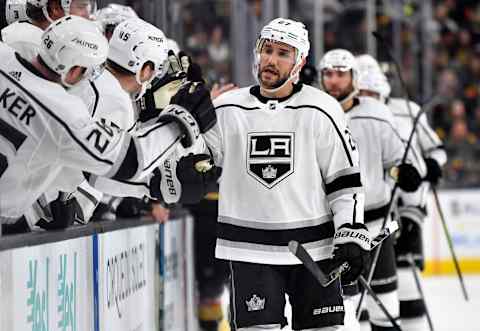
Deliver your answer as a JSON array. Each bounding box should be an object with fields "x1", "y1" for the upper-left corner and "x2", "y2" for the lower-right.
[{"x1": 316, "y1": 103, "x2": 364, "y2": 230}]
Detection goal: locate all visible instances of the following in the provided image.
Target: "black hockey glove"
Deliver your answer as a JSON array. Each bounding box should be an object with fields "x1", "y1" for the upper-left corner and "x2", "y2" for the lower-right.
[
  {"x1": 36, "y1": 193, "x2": 77, "y2": 230},
  {"x1": 396, "y1": 163, "x2": 422, "y2": 192},
  {"x1": 395, "y1": 217, "x2": 423, "y2": 257},
  {"x1": 332, "y1": 223, "x2": 371, "y2": 283},
  {"x1": 150, "y1": 154, "x2": 221, "y2": 205},
  {"x1": 137, "y1": 51, "x2": 204, "y2": 123},
  {"x1": 424, "y1": 158, "x2": 442, "y2": 186},
  {"x1": 170, "y1": 81, "x2": 216, "y2": 133}
]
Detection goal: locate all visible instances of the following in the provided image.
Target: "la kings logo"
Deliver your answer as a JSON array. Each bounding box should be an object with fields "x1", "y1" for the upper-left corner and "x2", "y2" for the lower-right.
[{"x1": 247, "y1": 132, "x2": 294, "y2": 189}]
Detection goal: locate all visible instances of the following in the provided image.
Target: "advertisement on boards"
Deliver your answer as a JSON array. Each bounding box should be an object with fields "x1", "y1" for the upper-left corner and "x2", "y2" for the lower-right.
[
  {"x1": 97, "y1": 224, "x2": 157, "y2": 331},
  {"x1": 0, "y1": 237, "x2": 93, "y2": 331}
]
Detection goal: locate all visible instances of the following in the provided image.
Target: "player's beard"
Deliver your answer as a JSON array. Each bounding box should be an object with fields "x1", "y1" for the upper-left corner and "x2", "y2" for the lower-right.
[
  {"x1": 326, "y1": 83, "x2": 354, "y2": 102},
  {"x1": 258, "y1": 66, "x2": 289, "y2": 89}
]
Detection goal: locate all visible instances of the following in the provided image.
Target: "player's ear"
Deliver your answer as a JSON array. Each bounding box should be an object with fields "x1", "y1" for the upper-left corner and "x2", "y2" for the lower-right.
[
  {"x1": 139, "y1": 62, "x2": 155, "y2": 84},
  {"x1": 64, "y1": 66, "x2": 86, "y2": 86}
]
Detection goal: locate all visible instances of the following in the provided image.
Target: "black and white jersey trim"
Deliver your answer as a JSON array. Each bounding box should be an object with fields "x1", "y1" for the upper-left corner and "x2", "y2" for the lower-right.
[
  {"x1": 89, "y1": 81, "x2": 100, "y2": 118},
  {"x1": 215, "y1": 104, "x2": 261, "y2": 111},
  {"x1": 0, "y1": 69, "x2": 114, "y2": 165},
  {"x1": 217, "y1": 238, "x2": 333, "y2": 253},
  {"x1": 285, "y1": 104, "x2": 354, "y2": 166},
  {"x1": 217, "y1": 219, "x2": 335, "y2": 246},
  {"x1": 112, "y1": 139, "x2": 139, "y2": 180},
  {"x1": 325, "y1": 172, "x2": 362, "y2": 195},
  {"x1": 218, "y1": 214, "x2": 332, "y2": 230},
  {"x1": 142, "y1": 136, "x2": 181, "y2": 171},
  {"x1": 350, "y1": 115, "x2": 404, "y2": 143},
  {"x1": 77, "y1": 186, "x2": 100, "y2": 206}
]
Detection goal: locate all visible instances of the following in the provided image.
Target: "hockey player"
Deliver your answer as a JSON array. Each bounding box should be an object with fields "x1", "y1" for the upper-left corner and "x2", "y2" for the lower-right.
[
  {"x1": 4, "y1": 0, "x2": 29, "y2": 24},
  {"x1": 319, "y1": 49, "x2": 424, "y2": 331},
  {"x1": 94, "y1": 3, "x2": 138, "y2": 40},
  {"x1": 356, "y1": 54, "x2": 447, "y2": 331},
  {"x1": 0, "y1": 15, "x2": 218, "y2": 223},
  {"x1": 200, "y1": 18, "x2": 370, "y2": 331}
]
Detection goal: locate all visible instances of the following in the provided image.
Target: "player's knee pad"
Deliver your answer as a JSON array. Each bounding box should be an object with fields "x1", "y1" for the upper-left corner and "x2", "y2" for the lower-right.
[
  {"x1": 397, "y1": 268, "x2": 422, "y2": 302},
  {"x1": 366, "y1": 291, "x2": 399, "y2": 328},
  {"x1": 238, "y1": 324, "x2": 282, "y2": 331}
]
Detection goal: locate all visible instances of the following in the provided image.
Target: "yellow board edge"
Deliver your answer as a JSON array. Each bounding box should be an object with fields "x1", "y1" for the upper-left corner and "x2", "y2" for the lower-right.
[{"x1": 423, "y1": 259, "x2": 480, "y2": 276}]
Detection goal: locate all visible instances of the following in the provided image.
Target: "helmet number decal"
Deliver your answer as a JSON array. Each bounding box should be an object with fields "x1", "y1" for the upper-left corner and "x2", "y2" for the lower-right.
[{"x1": 119, "y1": 31, "x2": 130, "y2": 42}]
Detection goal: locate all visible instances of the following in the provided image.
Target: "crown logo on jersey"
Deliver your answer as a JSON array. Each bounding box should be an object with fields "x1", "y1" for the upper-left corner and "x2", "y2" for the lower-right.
[
  {"x1": 246, "y1": 294, "x2": 265, "y2": 311},
  {"x1": 9, "y1": 71, "x2": 22, "y2": 81},
  {"x1": 262, "y1": 165, "x2": 277, "y2": 179}
]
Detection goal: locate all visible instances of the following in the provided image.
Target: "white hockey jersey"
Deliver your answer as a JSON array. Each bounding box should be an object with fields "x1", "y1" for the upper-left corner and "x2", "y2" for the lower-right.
[
  {"x1": 387, "y1": 98, "x2": 446, "y2": 166},
  {"x1": 345, "y1": 97, "x2": 422, "y2": 234},
  {"x1": 0, "y1": 21, "x2": 42, "y2": 61},
  {"x1": 388, "y1": 97, "x2": 447, "y2": 221},
  {"x1": 205, "y1": 84, "x2": 364, "y2": 265},
  {"x1": 0, "y1": 44, "x2": 183, "y2": 220}
]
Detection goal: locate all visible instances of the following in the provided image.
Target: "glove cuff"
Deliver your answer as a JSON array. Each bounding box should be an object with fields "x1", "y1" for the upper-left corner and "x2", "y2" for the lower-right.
[
  {"x1": 334, "y1": 223, "x2": 371, "y2": 251},
  {"x1": 158, "y1": 104, "x2": 200, "y2": 148}
]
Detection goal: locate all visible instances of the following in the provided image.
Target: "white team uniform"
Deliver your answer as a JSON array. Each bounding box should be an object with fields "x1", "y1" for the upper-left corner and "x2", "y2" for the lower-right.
[
  {"x1": 0, "y1": 44, "x2": 183, "y2": 221},
  {"x1": 0, "y1": 21, "x2": 42, "y2": 62},
  {"x1": 388, "y1": 97, "x2": 447, "y2": 222},
  {"x1": 205, "y1": 84, "x2": 364, "y2": 265},
  {"x1": 345, "y1": 96, "x2": 425, "y2": 235}
]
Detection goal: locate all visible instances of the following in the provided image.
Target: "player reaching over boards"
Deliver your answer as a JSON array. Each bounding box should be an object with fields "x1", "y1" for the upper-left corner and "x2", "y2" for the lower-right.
[{"x1": 0, "y1": 15, "x2": 219, "y2": 225}]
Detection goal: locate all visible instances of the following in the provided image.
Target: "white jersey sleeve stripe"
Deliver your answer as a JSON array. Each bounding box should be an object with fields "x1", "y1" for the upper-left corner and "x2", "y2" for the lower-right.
[{"x1": 0, "y1": 69, "x2": 115, "y2": 165}]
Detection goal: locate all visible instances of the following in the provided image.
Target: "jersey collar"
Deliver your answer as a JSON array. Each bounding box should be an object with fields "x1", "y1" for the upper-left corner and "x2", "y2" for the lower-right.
[{"x1": 249, "y1": 83, "x2": 303, "y2": 104}]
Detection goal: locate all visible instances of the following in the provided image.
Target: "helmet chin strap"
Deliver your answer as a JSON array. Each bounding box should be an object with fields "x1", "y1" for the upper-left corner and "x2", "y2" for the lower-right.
[
  {"x1": 259, "y1": 60, "x2": 303, "y2": 95},
  {"x1": 42, "y1": 6, "x2": 54, "y2": 23},
  {"x1": 337, "y1": 88, "x2": 359, "y2": 108}
]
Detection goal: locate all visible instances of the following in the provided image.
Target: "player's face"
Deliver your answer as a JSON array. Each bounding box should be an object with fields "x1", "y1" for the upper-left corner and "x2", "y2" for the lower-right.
[
  {"x1": 322, "y1": 69, "x2": 354, "y2": 101},
  {"x1": 70, "y1": 0, "x2": 96, "y2": 19},
  {"x1": 258, "y1": 40, "x2": 296, "y2": 89}
]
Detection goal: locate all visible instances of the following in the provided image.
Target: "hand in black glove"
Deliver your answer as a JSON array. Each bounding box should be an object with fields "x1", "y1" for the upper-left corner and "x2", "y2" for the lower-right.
[
  {"x1": 36, "y1": 193, "x2": 76, "y2": 230},
  {"x1": 137, "y1": 51, "x2": 190, "y2": 122},
  {"x1": 332, "y1": 223, "x2": 371, "y2": 283},
  {"x1": 396, "y1": 163, "x2": 422, "y2": 192},
  {"x1": 395, "y1": 217, "x2": 423, "y2": 258},
  {"x1": 150, "y1": 154, "x2": 222, "y2": 205},
  {"x1": 424, "y1": 158, "x2": 442, "y2": 186},
  {"x1": 170, "y1": 81, "x2": 216, "y2": 133}
]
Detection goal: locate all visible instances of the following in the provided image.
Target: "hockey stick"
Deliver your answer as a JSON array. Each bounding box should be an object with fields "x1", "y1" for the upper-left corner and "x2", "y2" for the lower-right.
[
  {"x1": 373, "y1": 31, "x2": 468, "y2": 301},
  {"x1": 406, "y1": 253, "x2": 435, "y2": 331},
  {"x1": 288, "y1": 240, "x2": 402, "y2": 331},
  {"x1": 324, "y1": 221, "x2": 400, "y2": 286},
  {"x1": 431, "y1": 188, "x2": 469, "y2": 300},
  {"x1": 355, "y1": 107, "x2": 425, "y2": 318}
]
